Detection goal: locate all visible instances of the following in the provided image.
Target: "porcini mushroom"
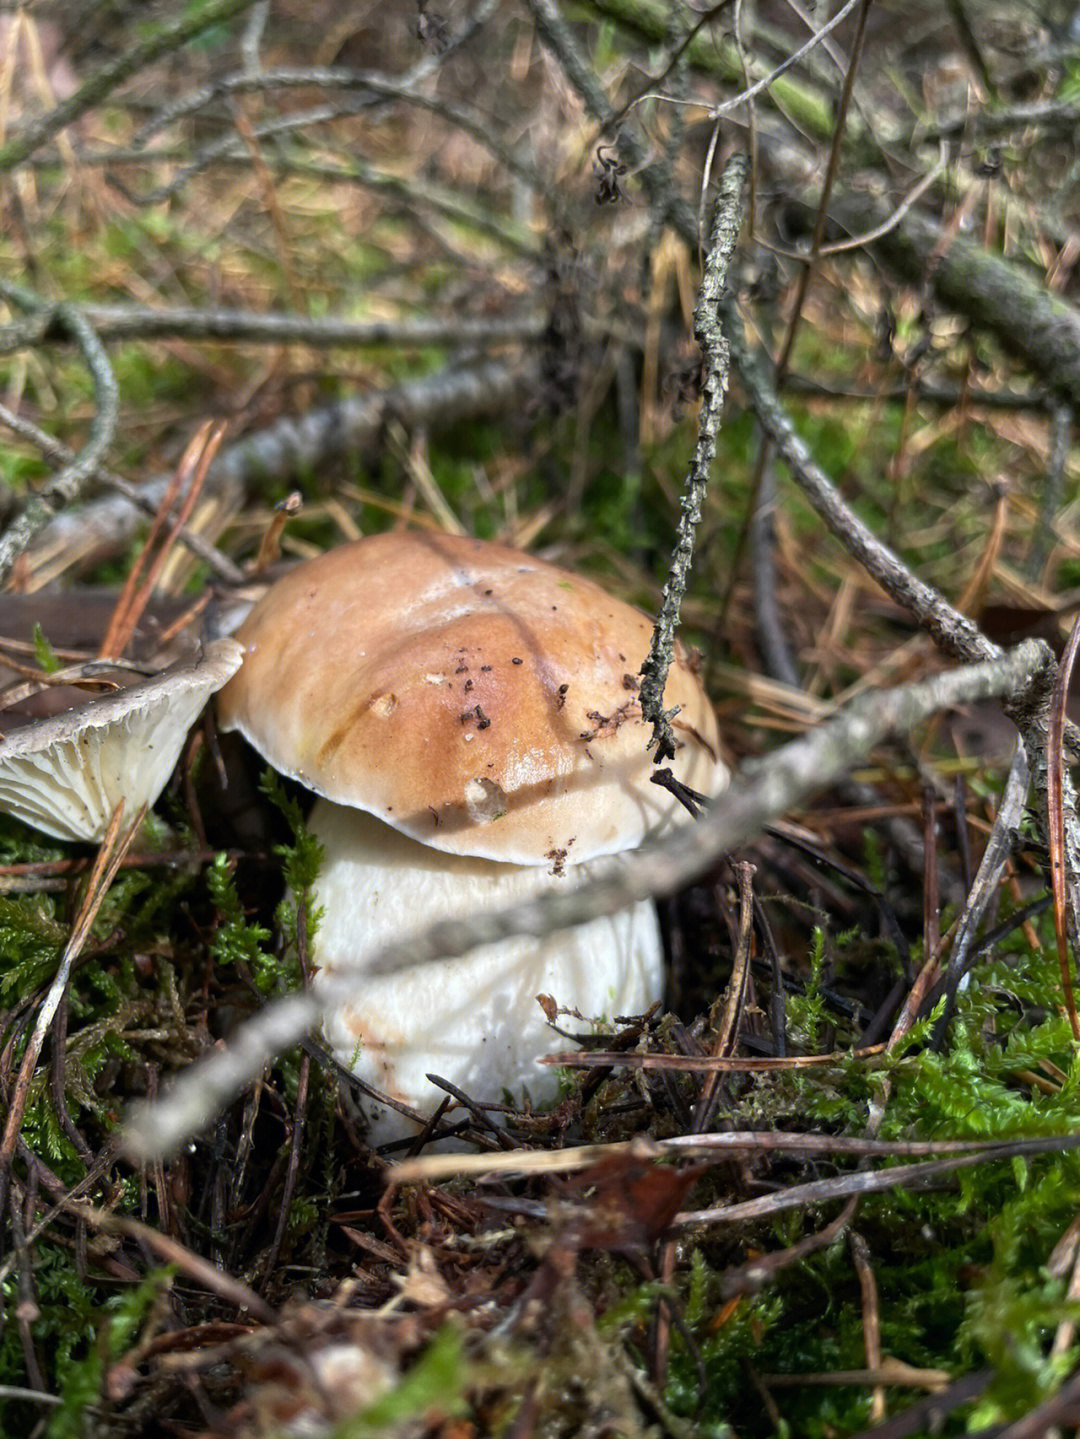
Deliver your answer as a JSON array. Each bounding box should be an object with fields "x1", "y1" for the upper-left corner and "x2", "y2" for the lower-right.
[
  {"x1": 0, "y1": 638, "x2": 243, "y2": 842},
  {"x1": 217, "y1": 532, "x2": 723, "y2": 1144}
]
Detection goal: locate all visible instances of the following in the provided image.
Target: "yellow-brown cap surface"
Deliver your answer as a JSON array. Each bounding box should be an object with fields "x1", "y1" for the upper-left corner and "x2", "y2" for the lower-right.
[{"x1": 217, "y1": 532, "x2": 722, "y2": 865}]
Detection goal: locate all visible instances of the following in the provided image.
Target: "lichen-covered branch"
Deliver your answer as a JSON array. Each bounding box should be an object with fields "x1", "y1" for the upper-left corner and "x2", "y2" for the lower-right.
[
  {"x1": 0, "y1": 288, "x2": 118, "y2": 587},
  {"x1": 639, "y1": 153, "x2": 748, "y2": 761}
]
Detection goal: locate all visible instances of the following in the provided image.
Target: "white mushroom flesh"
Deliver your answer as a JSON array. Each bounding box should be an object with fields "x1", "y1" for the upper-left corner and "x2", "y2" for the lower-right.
[{"x1": 310, "y1": 797, "x2": 662, "y2": 1147}]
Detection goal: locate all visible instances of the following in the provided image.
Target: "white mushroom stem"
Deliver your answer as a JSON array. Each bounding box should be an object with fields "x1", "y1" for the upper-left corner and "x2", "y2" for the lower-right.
[{"x1": 309, "y1": 798, "x2": 664, "y2": 1147}]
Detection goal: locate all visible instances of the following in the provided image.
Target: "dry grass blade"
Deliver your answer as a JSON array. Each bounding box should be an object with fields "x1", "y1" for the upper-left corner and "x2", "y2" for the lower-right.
[
  {"x1": 0, "y1": 800, "x2": 145, "y2": 1210},
  {"x1": 539, "y1": 1044, "x2": 886, "y2": 1071},
  {"x1": 99, "y1": 421, "x2": 225, "y2": 660},
  {"x1": 68, "y1": 1205, "x2": 278, "y2": 1326},
  {"x1": 387, "y1": 1129, "x2": 1048, "y2": 1186},
  {"x1": 850, "y1": 1231, "x2": 886, "y2": 1422},
  {"x1": 1046, "y1": 615, "x2": 1080, "y2": 1040},
  {"x1": 762, "y1": 1359, "x2": 950, "y2": 1391}
]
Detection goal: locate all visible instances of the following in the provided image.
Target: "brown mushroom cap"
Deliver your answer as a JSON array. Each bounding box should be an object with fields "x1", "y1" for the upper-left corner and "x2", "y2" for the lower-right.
[{"x1": 217, "y1": 532, "x2": 723, "y2": 865}]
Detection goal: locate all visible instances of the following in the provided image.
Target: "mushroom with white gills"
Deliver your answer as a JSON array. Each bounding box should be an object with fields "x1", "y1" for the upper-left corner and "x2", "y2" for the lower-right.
[
  {"x1": 216, "y1": 532, "x2": 724, "y2": 1147},
  {"x1": 0, "y1": 637, "x2": 244, "y2": 843},
  {"x1": 0, "y1": 636, "x2": 246, "y2": 1172}
]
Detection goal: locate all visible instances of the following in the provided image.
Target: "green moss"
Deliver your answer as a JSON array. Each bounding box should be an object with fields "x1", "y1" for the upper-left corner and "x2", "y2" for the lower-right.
[
  {"x1": 206, "y1": 851, "x2": 275, "y2": 989},
  {"x1": 337, "y1": 1326, "x2": 469, "y2": 1436},
  {"x1": 0, "y1": 892, "x2": 66, "y2": 1001},
  {"x1": 645, "y1": 895, "x2": 1080, "y2": 1435},
  {"x1": 46, "y1": 1268, "x2": 175, "y2": 1439}
]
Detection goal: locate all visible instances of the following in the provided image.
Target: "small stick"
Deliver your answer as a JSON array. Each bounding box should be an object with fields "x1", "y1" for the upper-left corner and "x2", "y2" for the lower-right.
[
  {"x1": 638, "y1": 152, "x2": 748, "y2": 762},
  {"x1": 694, "y1": 860, "x2": 755, "y2": 1129}
]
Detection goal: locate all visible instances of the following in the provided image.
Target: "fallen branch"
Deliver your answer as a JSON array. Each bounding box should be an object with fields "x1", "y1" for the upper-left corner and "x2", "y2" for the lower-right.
[
  {"x1": 0, "y1": 285, "x2": 118, "y2": 586},
  {"x1": 124, "y1": 637, "x2": 1051, "y2": 1161},
  {"x1": 0, "y1": 304, "x2": 545, "y2": 353},
  {"x1": 30, "y1": 357, "x2": 535, "y2": 572}
]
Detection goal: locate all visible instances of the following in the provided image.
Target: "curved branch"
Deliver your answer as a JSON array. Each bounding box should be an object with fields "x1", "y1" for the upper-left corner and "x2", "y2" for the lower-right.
[
  {"x1": 0, "y1": 291, "x2": 118, "y2": 586},
  {"x1": 0, "y1": 0, "x2": 259, "y2": 173},
  {"x1": 124, "y1": 638, "x2": 1052, "y2": 1161}
]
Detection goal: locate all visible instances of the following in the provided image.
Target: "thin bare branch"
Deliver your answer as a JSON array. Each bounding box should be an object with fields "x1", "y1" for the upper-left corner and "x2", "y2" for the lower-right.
[
  {"x1": 0, "y1": 304, "x2": 545, "y2": 353},
  {"x1": 639, "y1": 152, "x2": 747, "y2": 760},
  {"x1": 0, "y1": 0, "x2": 259, "y2": 172},
  {"x1": 124, "y1": 638, "x2": 1051, "y2": 1161},
  {"x1": 0, "y1": 285, "x2": 118, "y2": 585}
]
